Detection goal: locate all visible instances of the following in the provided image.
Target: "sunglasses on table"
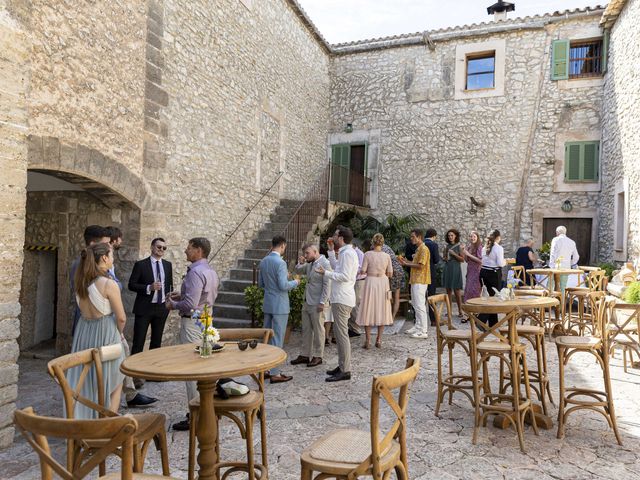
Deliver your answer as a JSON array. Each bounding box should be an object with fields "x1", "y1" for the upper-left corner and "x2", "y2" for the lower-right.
[{"x1": 237, "y1": 339, "x2": 259, "y2": 351}]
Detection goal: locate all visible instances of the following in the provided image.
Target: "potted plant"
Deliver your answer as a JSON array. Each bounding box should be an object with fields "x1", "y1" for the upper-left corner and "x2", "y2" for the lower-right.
[
  {"x1": 537, "y1": 242, "x2": 551, "y2": 265},
  {"x1": 623, "y1": 281, "x2": 640, "y2": 304}
]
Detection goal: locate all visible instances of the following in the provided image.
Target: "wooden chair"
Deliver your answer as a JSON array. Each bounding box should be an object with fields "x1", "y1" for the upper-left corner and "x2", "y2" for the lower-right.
[
  {"x1": 13, "y1": 407, "x2": 177, "y2": 480},
  {"x1": 188, "y1": 328, "x2": 273, "y2": 480},
  {"x1": 556, "y1": 293, "x2": 623, "y2": 445},
  {"x1": 566, "y1": 269, "x2": 607, "y2": 336},
  {"x1": 463, "y1": 303, "x2": 538, "y2": 452},
  {"x1": 606, "y1": 302, "x2": 640, "y2": 373},
  {"x1": 428, "y1": 293, "x2": 474, "y2": 415},
  {"x1": 300, "y1": 357, "x2": 420, "y2": 480},
  {"x1": 47, "y1": 349, "x2": 169, "y2": 476}
]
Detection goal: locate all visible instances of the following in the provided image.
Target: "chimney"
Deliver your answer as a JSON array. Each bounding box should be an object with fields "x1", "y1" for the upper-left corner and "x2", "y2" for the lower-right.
[{"x1": 487, "y1": 0, "x2": 515, "y2": 21}]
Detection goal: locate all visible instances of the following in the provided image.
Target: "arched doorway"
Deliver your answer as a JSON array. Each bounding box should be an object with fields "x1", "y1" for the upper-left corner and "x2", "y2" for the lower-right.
[{"x1": 20, "y1": 169, "x2": 141, "y2": 354}]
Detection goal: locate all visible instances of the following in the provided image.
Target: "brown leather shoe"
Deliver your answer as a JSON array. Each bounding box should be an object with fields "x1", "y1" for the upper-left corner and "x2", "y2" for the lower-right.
[
  {"x1": 270, "y1": 374, "x2": 293, "y2": 384},
  {"x1": 290, "y1": 355, "x2": 310, "y2": 365},
  {"x1": 307, "y1": 357, "x2": 323, "y2": 367}
]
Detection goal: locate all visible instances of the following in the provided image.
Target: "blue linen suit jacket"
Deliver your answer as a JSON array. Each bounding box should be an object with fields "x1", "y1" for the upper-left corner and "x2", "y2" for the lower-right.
[{"x1": 258, "y1": 252, "x2": 298, "y2": 315}]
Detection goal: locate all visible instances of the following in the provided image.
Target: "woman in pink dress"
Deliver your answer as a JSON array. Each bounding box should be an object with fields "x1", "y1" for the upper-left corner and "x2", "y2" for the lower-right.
[
  {"x1": 356, "y1": 233, "x2": 393, "y2": 349},
  {"x1": 462, "y1": 231, "x2": 483, "y2": 322}
]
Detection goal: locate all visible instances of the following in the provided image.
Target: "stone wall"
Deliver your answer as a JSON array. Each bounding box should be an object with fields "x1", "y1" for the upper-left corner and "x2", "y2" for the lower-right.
[
  {"x1": 150, "y1": 0, "x2": 330, "y2": 278},
  {"x1": 330, "y1": 12, "x2": 605, "y2": 257},
  {"x1": 0, "y1": 1, "x2": 29, "y2": 449},
  {"x1": 600, "y1": 0, "x2": 640, "y2": 263}
]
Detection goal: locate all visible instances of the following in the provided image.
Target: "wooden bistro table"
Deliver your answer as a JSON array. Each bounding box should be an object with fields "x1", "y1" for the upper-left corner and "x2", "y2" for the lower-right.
[
  {"x1": 121, "y1": 343, "x2": 287, "y2": 480},
  {"x1": 467, "y1": 295, "x2": 559, "y2": 430},
  {"x1": 528, "y1": 268, "x2": 584, "y2": 334}
]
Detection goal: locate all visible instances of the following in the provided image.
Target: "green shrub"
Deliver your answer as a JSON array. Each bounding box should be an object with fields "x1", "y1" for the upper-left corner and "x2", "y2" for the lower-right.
[
  {"x1": 243, "y1": 278, "x2": 307, "y2": 330},
  {"x1": 538, "y1": 242, "x2": 551, "y2": 263},
  {"x1": 623, "y1": 281, "x2": 640, "y2": 304},
  {"x1": 597, "y1": 262, "x2": 617, "y2": 280}
]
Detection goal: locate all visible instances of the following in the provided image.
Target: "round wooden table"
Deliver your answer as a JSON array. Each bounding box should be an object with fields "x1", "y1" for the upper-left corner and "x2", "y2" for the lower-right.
[
  {"x1": 121, "y1": 343, "x2": 287, "y2": 480},
  {"x1": 528, "y1": 268, "x2": 584, "y2": 329}
]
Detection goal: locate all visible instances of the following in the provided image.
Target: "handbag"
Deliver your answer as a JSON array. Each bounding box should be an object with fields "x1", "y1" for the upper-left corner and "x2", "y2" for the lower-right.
[{"x1": 99, "y1": 342, "x2": 124, "y2": 362}]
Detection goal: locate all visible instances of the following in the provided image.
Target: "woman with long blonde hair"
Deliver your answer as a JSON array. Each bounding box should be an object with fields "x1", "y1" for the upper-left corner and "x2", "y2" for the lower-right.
[{"x1": 68, "y1": 242, "x2": 126, "y2": 418}]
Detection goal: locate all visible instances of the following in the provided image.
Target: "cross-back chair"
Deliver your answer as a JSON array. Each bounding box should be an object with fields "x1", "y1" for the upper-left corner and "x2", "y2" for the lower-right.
[
  {"x1": 13, "y1": 407, "x2": 177, "y2": 480},
  {"x1": 47, "y1": 348, "x2": 169, "y2": 476},
  {"x1": 428, "y1": 293, "x2": 474, "y2": 415},
  {"x1": 188, "y1": 328, "x2": 273, "y2": 480},
  {"x1": 463, "y1": 303, "x2": 538, "y2": 452},
  {"x1": 555, "y1": 292, "x2": 622, "y2": 445},
  {"x1": 606, "y1": 301, "x2": 640, "y2": 373},
  {"x1": 300, "y1": 357, "x2": 420, "y2": 480},
  {"x1": 566, "y1": 269, "x2": 607, "y2": 336}
]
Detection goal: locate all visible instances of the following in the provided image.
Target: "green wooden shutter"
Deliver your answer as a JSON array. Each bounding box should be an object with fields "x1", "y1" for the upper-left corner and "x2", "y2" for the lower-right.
[
  {"x1": 602, "y1": 30, "x2": 609, "y2": 73},
  {"x1": 330, "y1": 145, "x2": 350, "y2": 203},
  {"x1": 551, "y1": 39, "x2": 570, "y2": 80},
  {"x1": 582, "y1": 142, "x2": 599, "y2": 181},
  {"x1": 565, "y1": 143, "x2": 581, "y2": 181}
]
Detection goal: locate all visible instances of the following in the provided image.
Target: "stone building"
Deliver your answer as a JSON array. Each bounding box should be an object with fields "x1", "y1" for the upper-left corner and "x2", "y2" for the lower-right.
[{"x1": 0, "y1": 0, "x2": 638, "y2": 447}]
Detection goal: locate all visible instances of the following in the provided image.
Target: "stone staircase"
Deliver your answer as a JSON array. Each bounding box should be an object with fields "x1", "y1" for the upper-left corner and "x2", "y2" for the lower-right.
[{"x1": 212, "y1": 198, "x2": 315, "y2": 327}]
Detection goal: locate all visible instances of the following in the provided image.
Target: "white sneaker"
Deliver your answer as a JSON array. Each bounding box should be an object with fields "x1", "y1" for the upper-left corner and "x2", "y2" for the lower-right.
[
  {"x1": 405, "y1": 327, "x2": 419, "y2": 335},
  {"x1": 410, "y1": 331, "x2": 429, "y2": 339}
]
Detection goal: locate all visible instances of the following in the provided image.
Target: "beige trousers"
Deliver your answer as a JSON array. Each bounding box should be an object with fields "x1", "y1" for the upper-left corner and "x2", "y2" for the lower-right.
[
  {"x1": 301, "y1": 302, "x2": 326, "y2": 358},
  {"x1": 179, "y1": 317, "x2": 201, "y2": 403},
  {"x1": 332, "y1": 303, "x2": 353, "y2": 373},
  {"x1": 348, "y1": 279, "x2": 365, "y2": 334}
]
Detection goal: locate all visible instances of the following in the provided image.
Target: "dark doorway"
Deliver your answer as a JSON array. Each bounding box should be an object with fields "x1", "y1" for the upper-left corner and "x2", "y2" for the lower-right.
[
  {"x1": 349, "y1": 145, "x2": 366, "y2": 206},
  {"x1": 542, "y1": 218, "x2": 593, "y2": 265}
]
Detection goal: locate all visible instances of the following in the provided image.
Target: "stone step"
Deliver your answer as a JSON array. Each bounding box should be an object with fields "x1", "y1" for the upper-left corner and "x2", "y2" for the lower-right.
[
  {"x1": 251, "y1": 239, "x2": 273, "y2": 250},
  {"x1": 244, "y1": 248, "x2": 269, "y2": 260},
  {"x1": 215, "y1": 291, "x2": 247, "y2": 306},
  {"x1": 212, "y1": 303, "x2": 251, "y2": 320},
  {"x1": 214, "y1": 317, "x2": 254, "y2": 329},
  {"x1": 275, "y1": 205, "x2": 299, "y2": 215},
  {"x1": 270, "y1": 213, "x2": 293, "y2": 224},
  {"x1": 279, "y1": 199, "x2": 301, "y2": 208},
  {"x1": 237, "y1": 258, "x2": 260, "y2": 270},
  {"x1": 229, "y1": 268, "x2": 254, "y2": 281},
  {"x1": 222, "y1": 279, "x2": 253, "y2": 293}
]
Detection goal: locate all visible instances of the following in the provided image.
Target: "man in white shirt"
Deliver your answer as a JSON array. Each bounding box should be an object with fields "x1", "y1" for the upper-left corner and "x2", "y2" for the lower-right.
[
  {"x1": 549, "y1": 225, "x2": 580, "y2": 292},
  {"x1": 316, "y1": 226, "x2": 359, "y2": 382}
]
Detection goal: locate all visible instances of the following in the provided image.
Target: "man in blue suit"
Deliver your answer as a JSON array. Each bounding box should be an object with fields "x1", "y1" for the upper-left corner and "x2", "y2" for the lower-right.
[{"x1": 259, "y1": 235, "x2": 299, "y2": 384}]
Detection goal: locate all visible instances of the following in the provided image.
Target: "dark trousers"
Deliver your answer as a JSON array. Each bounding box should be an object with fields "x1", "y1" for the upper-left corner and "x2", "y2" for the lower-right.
[
  {"x1": 427, "y1": 283, "x2": 437, "y2": 323},
  {"x1": 131, "y1": 304, "x2": 170, "y2": 355},
  {"x1": 479, "y1": 268, "x2": 502, "y2": 327}
]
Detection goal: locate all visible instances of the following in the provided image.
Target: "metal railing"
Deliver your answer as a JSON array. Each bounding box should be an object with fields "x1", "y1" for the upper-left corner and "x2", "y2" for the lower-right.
[
  {"x1": 328, "y1": 163, "x2": 372, "y2": 208},
  {"x1": 210, "y1": 172, "x2": 283, "y2": 261}
]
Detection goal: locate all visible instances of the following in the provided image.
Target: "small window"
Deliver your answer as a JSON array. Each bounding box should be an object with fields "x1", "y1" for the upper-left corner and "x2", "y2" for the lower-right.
[
  {"x1": 564, "y1": 141, "x2": 599, "y2": 183},
  {"x1": 466, "y1": 53, "x2": 495, "y2": 90},
  {"x1": 569, "y1": 40, "x2": 603, "y2": 78}
]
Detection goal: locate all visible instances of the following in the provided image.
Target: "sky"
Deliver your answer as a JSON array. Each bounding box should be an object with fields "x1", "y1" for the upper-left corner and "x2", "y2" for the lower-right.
[{"x1": 296, "y1": 0, "x2": 603, "y2": 44}]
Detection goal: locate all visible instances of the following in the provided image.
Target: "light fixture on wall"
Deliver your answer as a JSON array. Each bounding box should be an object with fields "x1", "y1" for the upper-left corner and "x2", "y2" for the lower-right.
[
  {"x1": 344, "y1": 123, "x2": 353, "y2": 133},
  {"x1": 561, "y1": 199, "x2": 573, "y2": 212}
]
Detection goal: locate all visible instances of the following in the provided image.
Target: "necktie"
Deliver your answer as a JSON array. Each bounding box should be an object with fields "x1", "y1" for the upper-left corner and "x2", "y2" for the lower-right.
[{"x1": 155, "y1": 261, "x2": 162, "y2": 303}]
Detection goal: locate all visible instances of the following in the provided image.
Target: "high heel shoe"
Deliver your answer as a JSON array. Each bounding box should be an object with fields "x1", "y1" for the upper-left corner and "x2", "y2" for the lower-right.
[
  {"x1": 375, "y1": 340, "x2": 382, "y2": 348},
  {"x1": 363, "y1": 342, "x2": 371, "y2": 349}
]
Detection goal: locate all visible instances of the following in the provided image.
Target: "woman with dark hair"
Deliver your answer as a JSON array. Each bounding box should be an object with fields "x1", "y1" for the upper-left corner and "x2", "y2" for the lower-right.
[
  {"x1": 479, "y1": 229, "x2": 506, "y2": 326},
  {"x1": 443, "y1": 228, "x2": 465, "y2": 319},
  {"x1": 461, "y1": 230, "x2": 483, "y2": 322},
  {"x1": 68, "y1": 242, "x2": 126, "y2": 418}
]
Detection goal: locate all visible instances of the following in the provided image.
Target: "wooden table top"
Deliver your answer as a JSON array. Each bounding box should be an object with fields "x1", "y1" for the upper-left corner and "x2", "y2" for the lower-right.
[
  {"x1": 467, "y1": 296, "x2": 559, "y2": 308},
  {"x1": 528, "y1": 268, "x2": 584, "y2": 275},
  {"x1": 121, "y1": 342, "x2": 287, "y2": 382}
]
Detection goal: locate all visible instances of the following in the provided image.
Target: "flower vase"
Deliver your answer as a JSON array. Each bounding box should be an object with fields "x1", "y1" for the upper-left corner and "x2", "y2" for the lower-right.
[
  {"x1": 200, "y1": 338, "x2": 213, "y2": 358},
  {"x1": 509, "y1": 287, "x2": 515, "y2": 301}
]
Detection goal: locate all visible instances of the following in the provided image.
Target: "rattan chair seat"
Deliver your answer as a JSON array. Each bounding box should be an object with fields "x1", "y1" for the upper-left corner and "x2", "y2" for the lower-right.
[
  {"x1": 189, "y1": 390, "x2": 263, "y2": 412},
  {"x1": 555, "y1": 335, "x2": 601, "y2": 348},
  {"x1": 307, "y1": 429, "x2": 396, "y2": 464},
  {"x1": 442, "y1": 328, "x2": 472, "y2": 339},
  {"x1": 477, "y1": 340, "x2": 526, "y2": 352},
  {"x1": 611, "y1": 333, "x2": 639, "y2": 345},
  {"x1": 499, "y1": 325, "x2": 545, "y2": 335},
  {"x1": 100, "y1": 474, "x2": 178, "y2": 480}
]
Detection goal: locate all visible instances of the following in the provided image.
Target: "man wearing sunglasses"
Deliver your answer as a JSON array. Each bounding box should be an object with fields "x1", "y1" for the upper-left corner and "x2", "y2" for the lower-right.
[{"x1": 128, "y1": 237, "x2": 174, "y2": 355}]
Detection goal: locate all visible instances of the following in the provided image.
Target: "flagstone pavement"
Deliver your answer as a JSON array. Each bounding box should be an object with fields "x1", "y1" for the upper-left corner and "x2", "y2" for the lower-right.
[{"x1": 3, "y1": 318, "x2": 640, "y2": 479}]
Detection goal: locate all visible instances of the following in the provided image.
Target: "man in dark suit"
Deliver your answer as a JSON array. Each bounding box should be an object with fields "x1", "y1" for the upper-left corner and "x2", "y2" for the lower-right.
[{"x1": 128, "y1": 237, "x2": 173, "y2": 355}]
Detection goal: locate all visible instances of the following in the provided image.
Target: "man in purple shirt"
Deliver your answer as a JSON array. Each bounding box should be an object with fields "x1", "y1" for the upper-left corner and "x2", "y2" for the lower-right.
[{"x1": 166, "y1": 237, "x2": 219, "y2": 431}]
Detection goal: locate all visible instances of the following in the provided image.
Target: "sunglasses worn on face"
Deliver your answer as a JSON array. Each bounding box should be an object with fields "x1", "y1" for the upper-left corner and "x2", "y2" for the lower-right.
[{"x1": 155, "y1": 245, "x2": 168, "y2": 251}]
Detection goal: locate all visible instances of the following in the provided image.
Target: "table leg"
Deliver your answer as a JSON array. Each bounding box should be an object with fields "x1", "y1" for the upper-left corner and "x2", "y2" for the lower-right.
[{"x1": 196, "y1": 380, "x2": 218, "y2": 480}]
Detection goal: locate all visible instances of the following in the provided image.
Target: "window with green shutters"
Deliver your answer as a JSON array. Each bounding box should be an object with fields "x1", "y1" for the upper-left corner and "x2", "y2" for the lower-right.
[
  {"x1": 551, "y1": 38, "x2": 606, "y2": 80},
  {"x1": 330, "y1": 145, "x2": 350, "y2": 203},
  {"x1": 564, "y1": 141, "x2": 600, "y2": 182}
]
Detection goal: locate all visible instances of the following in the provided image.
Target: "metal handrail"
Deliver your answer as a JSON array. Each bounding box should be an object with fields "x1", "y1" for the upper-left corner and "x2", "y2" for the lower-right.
[{"x1": 210, "y1": 172, "x2": 284, "y2": 261}]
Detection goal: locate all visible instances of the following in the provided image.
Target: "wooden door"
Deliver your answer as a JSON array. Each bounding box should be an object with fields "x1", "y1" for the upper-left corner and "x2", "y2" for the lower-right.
[
  {"x1": 330, "y1": 145, "x2": 350, "y2": 203},
  {"x1": 349, "y1": 145, "x2": 366, "y2": 206},
  {"x1": 542, "y1": 218, "x2": 592, "y2": 265}
]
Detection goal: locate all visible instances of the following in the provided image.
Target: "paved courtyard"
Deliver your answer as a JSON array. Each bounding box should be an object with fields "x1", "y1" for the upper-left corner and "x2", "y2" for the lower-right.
[{"x1": 3, "y1": 317, "x2": 640, "y2": 480}]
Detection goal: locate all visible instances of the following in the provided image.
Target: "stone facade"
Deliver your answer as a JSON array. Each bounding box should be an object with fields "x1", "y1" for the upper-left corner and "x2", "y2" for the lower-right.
[
  {"x1": 0, "y1": 1, "x2": 29, "y2": 449},
  {"x1": 600, "y1": 0, "x2": 640, "y2": 263},
  {"x1": 329, "y1": 9, "x2": 607, "y2": 257}
]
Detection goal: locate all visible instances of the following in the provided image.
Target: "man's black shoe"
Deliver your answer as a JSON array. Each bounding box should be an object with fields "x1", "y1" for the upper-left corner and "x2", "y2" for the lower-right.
[
  {"x1": 172, "y1": 415, "x2": 190, "y2": 431},
  {"x1": 326, "y1": 366, "x2": 340, "y2": 376},
  {"x1": 348, "y1": 329, "x2": 361, "y2": 338},
  {"x1": 290, "y1": 355, "x2": 310, "y2": 365},
  {"x1": 126, "y1": 393, "x2": 158, "y2": 408},
  {"x1": 326, "y1": 371, "x2": 351, "y2": 382}
]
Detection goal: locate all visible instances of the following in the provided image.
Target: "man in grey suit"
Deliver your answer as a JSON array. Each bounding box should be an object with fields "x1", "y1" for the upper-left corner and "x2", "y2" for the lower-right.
[
  {"x1": 290, "y1": 243, "x2": 331, "y2": 368},
  {"x1": 259, "y1": 235, "x2": 299, "y2": 384}
]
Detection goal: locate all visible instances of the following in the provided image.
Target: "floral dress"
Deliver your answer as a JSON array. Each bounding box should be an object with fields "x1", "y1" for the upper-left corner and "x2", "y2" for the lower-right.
[
  {"x1": 382, "y1": 244, "x2": 405, "y2": 291},
  {"x1": 463, "y1": 243, "x2": 483, "y2": 301}
]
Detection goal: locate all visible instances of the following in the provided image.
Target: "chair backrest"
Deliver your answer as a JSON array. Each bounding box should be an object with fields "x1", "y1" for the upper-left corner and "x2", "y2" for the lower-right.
[
  {"x1": 364, "y1": 357, "x2": 420, "y2": 478},
  {"x1": 218, "y1": 328, "x2": 273, "y2": 344},
  {"x1": 428, "y1": 294, "x2": 453, "y2": 335},
  {"x1": 585, "y1": 270, "x2": 607, "y2": 291},
  {"x1": 462, "y1": 303, "x2": 521, "y2": 348},
  {"x1": 512, "y1": 266, "x2": 526, "y2": 286},
  {"x1": 605, "y1": 299, "x2": 640, "y2": 346},
  {"x1": 13, "y1": 407, "x2": 137, "y2": 480}
]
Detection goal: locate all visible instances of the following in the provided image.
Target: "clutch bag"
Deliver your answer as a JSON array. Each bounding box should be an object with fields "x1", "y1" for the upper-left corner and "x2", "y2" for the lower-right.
[{"x1": 100, "y1": 342, "x2": 124, "y2": 362}]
